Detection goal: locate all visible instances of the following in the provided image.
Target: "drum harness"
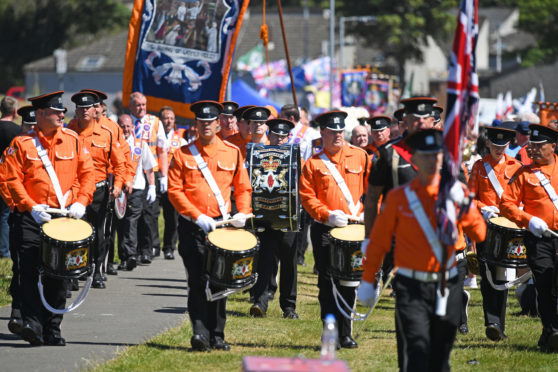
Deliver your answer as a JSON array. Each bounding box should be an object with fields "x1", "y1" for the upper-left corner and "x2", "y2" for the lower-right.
[{"x1": 31, "y1": 135, "x2": 95, "y2": 314}]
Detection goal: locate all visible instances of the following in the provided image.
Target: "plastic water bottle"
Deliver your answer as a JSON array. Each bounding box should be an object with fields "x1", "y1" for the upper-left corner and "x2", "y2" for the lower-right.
[{"x1": 320, "y1": 314, "x2": 338, "y2": 361}]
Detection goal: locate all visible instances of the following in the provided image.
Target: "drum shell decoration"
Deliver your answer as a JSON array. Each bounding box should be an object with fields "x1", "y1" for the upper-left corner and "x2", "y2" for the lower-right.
[
  {"x1": 328, "y1": 225, "x2": 364, "y2": 282},
  {"x1": 246, "y1": 144, "x2": 301, "y2": 232},
  {"x1": 481, "y1": 218, "x2": 529, "y2": 269},
  {"x1": 40, "y1": 221, "x2": 95, "y2": 279},
  {"x1": 205, "y1": 234, "x2": 260, "y2": 289}
]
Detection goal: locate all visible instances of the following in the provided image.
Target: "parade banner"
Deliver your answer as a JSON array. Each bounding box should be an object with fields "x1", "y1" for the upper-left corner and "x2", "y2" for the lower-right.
[
  {"x1": 123, "y1": 0, "x2": 249, "y2": 118},
  {"x1": 363, "y1": 74, "x2": 390, "y2": 115},
  {"x1": 340, "y1": 68, "x2": 369, "y2": 107}
]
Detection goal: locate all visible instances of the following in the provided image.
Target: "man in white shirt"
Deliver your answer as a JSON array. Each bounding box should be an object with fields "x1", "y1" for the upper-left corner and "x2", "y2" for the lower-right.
[
  {"x1": 281, "y1": 104, "x2": 320, "y2": 161},
  {"x1": 116, "y1": 114, "x2": 157, "y2": 270}
]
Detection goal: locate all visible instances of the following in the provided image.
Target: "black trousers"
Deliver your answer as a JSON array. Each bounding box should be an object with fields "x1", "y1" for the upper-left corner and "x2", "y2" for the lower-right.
[
  {"x1": 456, "y1": 256, "x2": 470, "y2": 327},
  {"x1": 11, "y1": 211, "x2": 66, "y2": 337},
  {"x1": 524, "y1": 234, "x2": 558, "y2": 334},
  {"x1": 161, "y1": 191, "x2": 178, "y2": 252},
  {"x1": 478, "y1": 243, "x2": 509, "y2": 331},
  {"x1": 311, "y1": 222, "x2": 356, "y2": 338},
  {"x1": 394, "y1": 274, "x2": 461, "y2": 372},
  {"x1": 85, "y1": 186, "x2": 109, "y2": 273},
  {"x1": 178, "y1": 218, "x2": 227, "y2": 341},
  {"x1": 296, "y1": 210, "x2": 312, "y2": 263},
  {"x1": 140, "y1": 172, "x2": 161, "y2": 253},
  {"x1": 117, "y1": 189, "x2": 146, "y2": 260},
  {"x1": 8, "y1": 213, "x2": 21, "y2": 317},
  {"x1": 252, "y1": 228, "x2": 297, "y2": 312}
]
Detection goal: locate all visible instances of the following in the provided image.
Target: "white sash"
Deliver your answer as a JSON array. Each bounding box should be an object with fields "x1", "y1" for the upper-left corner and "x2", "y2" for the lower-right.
[
  {"x1": 31, "y1": 136, "x2": 69, "y2": 209},
  {"x1": 188, "y1": 143, "x2": 229, "y2": 219},
  {"x1": 319, "y1": 152, "x2": 360, "y2": 217},
  {"x1": 404, "y1": 186, "x2": 454, "y2": 269},
  {"x1": 483, "y1": 162, "x2": 504, "y2": 198},
  {"x1": 533, "y1": 170, "x2": 558, "y2": 211}
]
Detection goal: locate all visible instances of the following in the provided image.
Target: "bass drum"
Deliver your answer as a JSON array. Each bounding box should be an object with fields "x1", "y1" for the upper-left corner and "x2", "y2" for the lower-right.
[
  {"x1": 205, "y1": 228, "x2": 260, "y2": 289},
  {"x1": 328, "y1": 224, "x2": 365, "y2": 286},
  {"x1": 40, "y1": 217, "x2": 95, "y2": 279},
  {"x1": 246, "y1": 143, "x2": 301, "y2": 232},
  {"x1": 481, "y1": 216, "x2": 528, "y2": 268}
]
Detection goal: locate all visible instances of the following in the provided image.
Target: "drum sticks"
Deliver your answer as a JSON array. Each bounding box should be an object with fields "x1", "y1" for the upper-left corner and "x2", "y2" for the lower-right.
[
  {"x1": 214, "y1": 213, "x2": 255, "y2": 227},
  {"x1": 32, "y1": 206, "x2": 69, "y2": 216}
]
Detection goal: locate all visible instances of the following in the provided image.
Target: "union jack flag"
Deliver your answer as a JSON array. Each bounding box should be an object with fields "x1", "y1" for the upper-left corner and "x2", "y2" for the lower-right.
[{"x1": 437, "y1": 0, "x2": 479, "y2": 250}]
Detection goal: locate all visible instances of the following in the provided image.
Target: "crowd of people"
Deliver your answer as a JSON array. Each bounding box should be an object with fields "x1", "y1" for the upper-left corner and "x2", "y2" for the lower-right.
[{"x1": 0, "y1": 89, "x2": 557, "y2": 370}]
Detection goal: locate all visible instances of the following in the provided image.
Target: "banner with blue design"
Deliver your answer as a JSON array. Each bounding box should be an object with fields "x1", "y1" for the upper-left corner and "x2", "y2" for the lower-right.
[{"x1": 123, "y1": 0, "x2": 250, "y2": 118}]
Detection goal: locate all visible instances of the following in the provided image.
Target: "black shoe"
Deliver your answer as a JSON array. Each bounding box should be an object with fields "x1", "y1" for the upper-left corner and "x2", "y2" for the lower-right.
[
  {"x1": 152, "y1": 248, "x2": 160, "y2": 257},
  {"x1": 191, "y1": 334, "x2": 211, "y2": 352},
  {"x1": 547, "y1": 332, "x2": 558, "y2": 352},
  {"x1": 92, "y1": 275, "x2": 106, "y2": 289},
  {"x1": 106, "y1": 264, "x2": 118, "y2": 275},
  {"x1": 164, "y1": 249, "x2": 175, "y2": 260},
  {"x1": 458, "y1": 323, "x2": 469, "y2": 335},
  {"x1": 283, "y1": 309, "x2": 299, "y2": 319},
  {"x1": 339, "y1": 336, "x2": 358, "y2": 349},
  {"x1": 486, "y1": 323, "x2": 506, "y2": 341},
  {"x1": 210, "y1": 337, "x2": 231, "y2": 351},
  {"x1": 266, "y1": 290, "x2": 275, "y2": 301},
  {"x1": 71, "y1": 278, "x2": 79, "y2": 291},
  {"x1": 8, "y1": 316, "x2": 23, "y2": 336},
  {"x1": 100, "y1": 273, "x2": 108, "y2": 281},
  {"x1": 297, "y1": 257, "x2": 306, "y2": 266},
  {"x1": 21, "y1": 323, "x2": 43, "y2": 346},
  {"x1": 250, "y1": 303, "x2": 266, "y2": 317},
  {"x1": 44, "y1": 334, "x2": 66, "y2": 346},
  {"x1": 140, "y1": 254, "x2": 152, "y2": 264},
  {"x1": 65, "y1": 287, "x2": 72, "y2": 298}
]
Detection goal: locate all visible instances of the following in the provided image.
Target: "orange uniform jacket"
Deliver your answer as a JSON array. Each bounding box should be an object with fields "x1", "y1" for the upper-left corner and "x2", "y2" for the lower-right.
[
  {"x1": 362, "y1": 177, "x2": 486, "y2": 283},
  {"x1": 299, "y1": 143, "x2": 369, "y2": 223},
  {"x1": 98, "y1": 116, "x2": 135, "y2": 184},
  {"x1": 468, "y1": 154, "x2": 522, "y2": 210},
  {"x1": 1, "y1": 126, "x2": 95, "y2": 212},
  {"x1": 0, "y1": 147, "x2": 14, "y2": 209},
  {"x1": 67, "y1": 120, "x2": 127, "y2": 190},
  {"x1": 217, "y1": 128, "x2": 238, "y2": 140},
  {"x1": 167, "y1": 137, "x2": 252, "y2": 220},
  {"x1": 225, "y1": 133, "x2": 250, "y2": 159},
  {"x1": 516, "y1": 145, "x2": 532, "y2": 166},
  {"x1": 500, "y1": 154, "x2": 558, "y2": 230}
]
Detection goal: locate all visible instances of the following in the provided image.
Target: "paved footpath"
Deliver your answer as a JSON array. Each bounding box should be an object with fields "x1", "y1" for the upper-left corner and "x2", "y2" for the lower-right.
[{"x1": 0, "y1": 256, "x2": 189, "y2": 372}]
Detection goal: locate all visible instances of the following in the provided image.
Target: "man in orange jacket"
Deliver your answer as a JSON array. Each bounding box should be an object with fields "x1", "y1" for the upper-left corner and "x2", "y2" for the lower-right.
[
  {"x1": 1, "y1": 91, "x2": 95, "y2": 346},
  {"x1": 225, "y1": 105, "x2": 253, "y2": 159},
  {"x1": 168, "y1": 100, "x2": 252, "y2": 352},
  {"x1": 500, "y1": 124, "x2": 558, "y2": 352},
  {"x1": 300, "y1": 110, "x2": 369, "y2": 349},
  {"x1": 358, "y1": 129, "x2": 486, "y2": 371}
]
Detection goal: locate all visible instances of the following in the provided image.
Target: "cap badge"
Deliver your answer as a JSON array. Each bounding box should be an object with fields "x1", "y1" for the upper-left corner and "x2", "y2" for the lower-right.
[
  {"x1": 203, "y1": 107, "x2": 210, "y2": 113},
  {"x1": 417, "y1": 104, "x2": 425, "y2": 111},
  {"x1": 82, "y1": 97, "x2": 87, "y2": 102},
  {"x1": 333, "y1": 117, "x2": 340, "y2": 124},
  {"x1": 256, "y1": 111, "x2": 262, "y2": 117},
  {"x1": 425, "y1": 135, "x2": 434, "y2": 145},
  {"x1": 30, "y1": 112, "x2": 35, "y2": 118},
  {"x1": 533, "y1": 130, "x2": 539, "y2": 136},
  {"x1": 497, "y1": 134, "x2": 503, "y2": 139}
]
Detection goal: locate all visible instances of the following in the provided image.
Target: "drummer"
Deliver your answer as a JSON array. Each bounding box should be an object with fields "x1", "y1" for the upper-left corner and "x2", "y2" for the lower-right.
[
  {"x1": 249, "y1": 118, "x2": 299, "y2": 320},
  {"x1": 299, "y1": 110, "x2": 369, "y2": 349},
  {"x1": 500, "y1": 124, "x2": 558, "y2": 352},
  {"x1": 168, "y1": 100, "x2": 252, "y2": 352},
  {"x1": 358, "y1": 129, "x2": 486, "y2": 371},
  {"x1": 0, "y1": 91, "x2": 95, "y2": 346},
  {"x1": 468, "y1": 122, "x2": 522, "y2": 341},
  {"x1": 225, "y1": 105, "x2": 254, "y2": 159}
]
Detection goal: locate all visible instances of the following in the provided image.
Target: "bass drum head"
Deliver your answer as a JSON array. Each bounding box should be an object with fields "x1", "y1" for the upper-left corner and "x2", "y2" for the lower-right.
[
  {"x1": 208, "y1": 228, "x2": 258, "y2": 252},
  {"x1": 114, "y1": 192, "x2": 127, "y2": 219},
  {"x1": 40, "y1": 218, "x2": 95, "y2": 279},
  {"x1": 330, "y1": 224, "x2": 365, "y2": 241}
]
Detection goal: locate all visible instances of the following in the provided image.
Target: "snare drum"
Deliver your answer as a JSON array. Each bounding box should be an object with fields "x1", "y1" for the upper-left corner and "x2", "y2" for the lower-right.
[
  {"x1": 205, "y1": 228, "x2": 260, "y2": 289},
  {"x1": 481, "y1": 216, "x2": 528, "y2": 268},
  {"x1": 328, "y1": 224, "x2": 365, "y2": 284},
  {"x1": 40, "y1": 217, "x2": 95, "y2": 279}
]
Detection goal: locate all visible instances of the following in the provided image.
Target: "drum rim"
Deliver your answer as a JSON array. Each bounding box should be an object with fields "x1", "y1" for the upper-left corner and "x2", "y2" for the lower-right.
[
  {"x1": 328, "y1": 224, "x2": 366, "y2": 242},
  {"x1": 40, "y1": 218, "x2": 95, "y2": 243},
  {"x1": 487, "y1": 217, "x2": 526, "y2": 233}
]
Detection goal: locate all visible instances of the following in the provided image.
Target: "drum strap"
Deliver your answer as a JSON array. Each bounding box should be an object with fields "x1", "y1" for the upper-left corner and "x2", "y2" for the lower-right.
[
  {"x1": 483, "y1": 162, "x2": 504, "y2": 198},
  {"x1": 533, "y1": 170, "x2": 558, "y2": 211},
  {"x1": 31, "y1": 136, "x2": 69, "y2": 209},
  {"x1": 188, "y1": 143, "x2": 229, "y2": 219},
  {"x1": 319, "y1": 152, "x2": 360, "y2": 217},
  {"x1": 404, "y1": 186, "x2": 455, "y2": 269}
]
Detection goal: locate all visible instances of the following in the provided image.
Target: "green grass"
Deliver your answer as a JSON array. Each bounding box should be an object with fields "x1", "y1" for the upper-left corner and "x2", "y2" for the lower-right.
[{"x1": 0, "y1": 257, "x2": 12, "y2": 307}]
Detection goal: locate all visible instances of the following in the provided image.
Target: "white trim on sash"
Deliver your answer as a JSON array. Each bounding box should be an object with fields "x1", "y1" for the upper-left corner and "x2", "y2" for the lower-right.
[
  {"x1": 533, "y1": 170, "x2": 558, "y2": 211},
  {"x1": 319, "y1": 152, "x2": 360, "y2": 217},
  {"x1": 483, "y1": 162, "x2": 504, "y2": 198},
  {"x1": 31, "y1": 136, "x2": 69, "y2": 209}
]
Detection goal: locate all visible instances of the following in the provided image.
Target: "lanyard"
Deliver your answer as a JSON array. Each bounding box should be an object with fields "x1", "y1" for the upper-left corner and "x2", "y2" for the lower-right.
[{"x1": 31, "y1": 135, "x2": 69, "y2": 208}]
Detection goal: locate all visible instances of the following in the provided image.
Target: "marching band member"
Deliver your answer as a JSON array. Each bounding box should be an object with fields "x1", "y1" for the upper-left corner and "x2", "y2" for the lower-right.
[
  {"x1": 299, "y1": 110, "x2": 369, "y2": 349},
  {"x1": 168, "y1": 100, "x2": 252, "y2": 352},
  {"x1": 281, "y1": 104, "x2": 320, "y2": 161},
  {"x1": 468, "y1": 122, "x2": 522, "y2": 341},
  {"x1": 358, "y1": 129, "x2": 486, "y2": 371},
  {"x1": 225, "y1": 105, "x2": 254, "y2": 159},
  {"x1": 67, "y1": 92, "x2": 127, "y2": 289},
  {"x1": 500, "y1": 124, "x2": 558, "y2": 352},
  {"x1": 1, "y1": 91, "x2": 95, "y2": 346},
  {"x1": 364, "y1": 115, "x2": 391, "y2": 157},
  {"x1": 249, "y1": 118, "x2": 299, "y2": 320},
  {"x1": 244, "y1": 106, "x2": 271, "y2": 145},
  {"x1": 218, "y1": 101, "x2": 239, "y2": 139}
]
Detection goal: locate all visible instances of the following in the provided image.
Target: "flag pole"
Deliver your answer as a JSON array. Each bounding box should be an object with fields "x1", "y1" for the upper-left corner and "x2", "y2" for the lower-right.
[{"x1": 276, "y1": 0, "x2": 298, "y2": 107}]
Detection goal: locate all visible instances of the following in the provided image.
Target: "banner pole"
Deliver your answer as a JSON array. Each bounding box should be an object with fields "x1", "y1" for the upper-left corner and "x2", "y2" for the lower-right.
[{"x1": 276, "y1": 0, "x2": 298, "y2": 107}]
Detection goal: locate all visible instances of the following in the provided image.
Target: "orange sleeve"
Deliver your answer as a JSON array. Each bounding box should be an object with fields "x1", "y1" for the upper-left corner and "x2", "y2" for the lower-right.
[
  {"x1": 0, "y1": 149, "x2": 14, "y2": 209},
  {"x1": 459, "y1": 199, "x2": 487, "y2": 243},
  {"x1": 109, "y1": 132, "x2": 127, "y2": 190},
  {"x1": 3, "y1": 140, "x2": 36, "y2": 212},
  {"x1": 299, "y1": 159, "x2": 329, "y2": 223},
  {"x1": 468, "y1": 160, "x2": 487, "y2": 210},
  {"x1": 167, "y1": 149, "x2": 203, "y2": 219},
  {"x1": 74, "y1": 141, "x2": 96, "y2": 206},
  {"x1": 500, "y1": 171, "x2": 530, "y2": 228},
  {"x1": 231, "y1": 149, "x2": 252, "y2": 214}
]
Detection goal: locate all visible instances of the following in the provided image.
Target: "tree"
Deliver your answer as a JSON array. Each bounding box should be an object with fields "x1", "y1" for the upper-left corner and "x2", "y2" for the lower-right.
[
  {"x1": 338, "y1": 0, "x2": 457, "y2": 88},
  {"x1": 517, "y1": 0, "x2": 558, "y2": 66},
  {"x1": 0, "y1": 0, "x2": 130, "y2": 91}
]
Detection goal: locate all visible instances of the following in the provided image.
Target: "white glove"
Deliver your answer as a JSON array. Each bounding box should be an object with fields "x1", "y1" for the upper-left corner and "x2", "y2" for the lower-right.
[
  {"x1": 231, "y1": 213, "x2": 247, "y2": 228},
  {"x1": 196, "y1": 214, "x2": 216, "y2": 233},
  {"x1": 159, "y1": 175, "x2": 168, "y2": 193},
  {"x1": 481, "y1": 206, "x2": 499, "y2": 221},
  {"x1": 528, "y1": 216, "x2": 548, "y2": 238},
  {"x1": 328, "y1": 210, "x2": 348, "y2": 227},
  {"x1": 356, "y1": 212, "x2": 364, "y2": 223},
  {"x1": 360, "y1": 238, "x2": 370, "y2": 256},
  {"x1": 449, "y1": 182, "x2": 465, "y2": 204},
  {"x1": 68, "y1": 202, "x2": 86, "y2": 219},
  {"x1": 146, "y1": 185, "x2": 157, "y2": 203},
  {"x1": 357, "y1": 280, "x2": 377, "y2": 307},
  {"x1": 31, "y1": 204, "x2": 52, "y2": 224}
]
